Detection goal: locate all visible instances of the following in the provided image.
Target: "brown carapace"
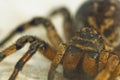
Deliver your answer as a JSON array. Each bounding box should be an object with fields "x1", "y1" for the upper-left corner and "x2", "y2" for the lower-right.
[{"x1": 0, "y1": 0, "x2": 120, "y2": 80}]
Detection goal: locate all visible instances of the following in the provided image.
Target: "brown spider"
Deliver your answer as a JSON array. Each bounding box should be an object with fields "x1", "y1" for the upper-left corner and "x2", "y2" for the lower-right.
[{"x1": 0, "y1": 0, "x2": 120, "y2": 80}]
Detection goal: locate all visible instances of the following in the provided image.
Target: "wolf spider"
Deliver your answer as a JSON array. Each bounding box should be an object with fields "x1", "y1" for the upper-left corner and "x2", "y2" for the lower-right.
[{"x1": 0, "y1": 0, "x2": 120, "y2": 80}]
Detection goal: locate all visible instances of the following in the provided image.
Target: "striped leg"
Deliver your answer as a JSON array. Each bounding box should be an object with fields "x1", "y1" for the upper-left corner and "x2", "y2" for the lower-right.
[
  {"x1": 0, "y1": 36, "x2": 57, "y2": 80},
  {"x1": 95, "y1": 54, "x2": 119, "y2": 80},
  {"x1": 0, "y1": 17, "x2": 62, "y2": 48},
  {"x1": 48, "y1": 43, "x2": 66, "y2": 80}
]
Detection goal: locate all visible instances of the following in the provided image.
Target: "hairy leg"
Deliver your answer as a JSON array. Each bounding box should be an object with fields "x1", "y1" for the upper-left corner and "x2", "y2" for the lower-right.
[
  {"x1": 95, "y1": 54, "x2": 119, "y2": 80},
  {"x1": 0, "y1": 35, "x2": 58, "y2": 80},
  {"x1": 48, "y1": 43, "x2": 66, "y2": 80},
  {"x1": 0, "y1": 17, "x2": 62, "y2": 48}
]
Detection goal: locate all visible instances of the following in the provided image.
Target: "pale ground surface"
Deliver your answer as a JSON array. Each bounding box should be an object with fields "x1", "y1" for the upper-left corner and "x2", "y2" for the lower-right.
[{"x1": 0, "y1": 0, "x2": 120, "y2": 80}]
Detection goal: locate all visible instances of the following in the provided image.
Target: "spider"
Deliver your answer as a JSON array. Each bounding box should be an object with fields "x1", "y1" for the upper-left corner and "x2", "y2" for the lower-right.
[{"x1": 0, "y1": 0, "x2": 120, "y2": 80}]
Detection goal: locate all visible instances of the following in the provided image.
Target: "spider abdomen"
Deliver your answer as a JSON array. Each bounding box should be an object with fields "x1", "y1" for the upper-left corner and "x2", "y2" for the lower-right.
[{"x1": 76, "y1": 0, "x2": 120, "y2": 46}]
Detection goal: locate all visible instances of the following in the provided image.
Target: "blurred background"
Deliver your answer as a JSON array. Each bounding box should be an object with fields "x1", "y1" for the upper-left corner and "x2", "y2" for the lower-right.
[{"x1": 0, "y1": 0, "x2": 86, "y2": 80}]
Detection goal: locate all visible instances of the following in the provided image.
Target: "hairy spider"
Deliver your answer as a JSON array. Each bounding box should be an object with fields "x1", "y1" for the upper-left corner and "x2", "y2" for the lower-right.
[{"x1": 0, "y1": 0, "x2": 120, "y2": 80}]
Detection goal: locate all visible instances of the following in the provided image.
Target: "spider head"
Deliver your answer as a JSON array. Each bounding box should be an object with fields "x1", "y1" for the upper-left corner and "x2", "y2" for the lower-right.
[{"x1": 75, "y1": 27, "x2": 112, "y2": 59}]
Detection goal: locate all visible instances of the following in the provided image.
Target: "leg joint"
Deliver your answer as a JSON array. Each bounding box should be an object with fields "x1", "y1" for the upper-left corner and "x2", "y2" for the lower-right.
[{"x1": 15, "y1": 61, "x2": 24, "y2": 70}]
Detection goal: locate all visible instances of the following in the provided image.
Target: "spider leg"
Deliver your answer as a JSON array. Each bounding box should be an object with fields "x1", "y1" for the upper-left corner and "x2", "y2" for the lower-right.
[
  {"x1": 111, "y1": 64, "x2": 120, "y2": 79},
  {"x1": 48, "y1": 43, "x2": 66, "y2": 80},
  {"x1": 0, "y1": 35, "x2": 57, "y2": 63},
  {"x1": 0, "y1": 35, "x2": 58, "y2": 80},
  {"x1": 49, "y1": 7, "x2": 75, "y2": 41},
  {"x1": 9, "y1": 40, "x2": 40, "y2": 80},
  {"x1": 95, "y1": 54, "x2": 119, "y2": 80},
  {"x1": 0, "y1": 17, "x2": 62, "y2": 48}
]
